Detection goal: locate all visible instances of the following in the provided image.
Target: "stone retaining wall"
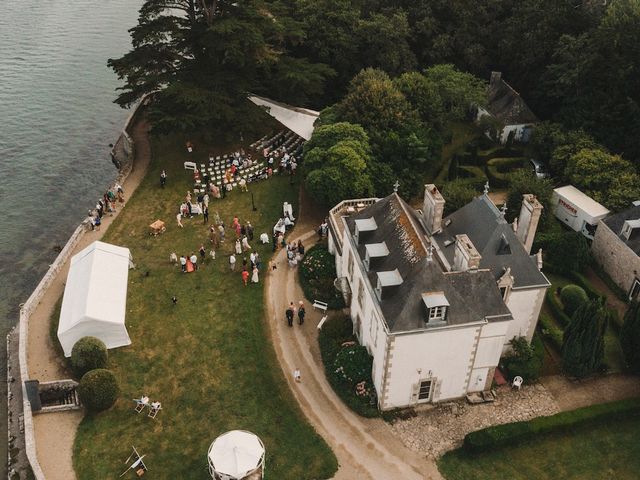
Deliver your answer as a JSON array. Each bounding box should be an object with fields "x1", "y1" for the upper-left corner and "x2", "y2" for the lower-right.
[{"x1": 15, "y1": 93, "x2": 152, "y2": 479}]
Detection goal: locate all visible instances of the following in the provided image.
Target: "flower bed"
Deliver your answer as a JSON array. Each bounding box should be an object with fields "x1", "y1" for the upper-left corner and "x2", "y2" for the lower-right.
[{"x1": 299, "y1": 245, "x2": 345, "y2": 309}]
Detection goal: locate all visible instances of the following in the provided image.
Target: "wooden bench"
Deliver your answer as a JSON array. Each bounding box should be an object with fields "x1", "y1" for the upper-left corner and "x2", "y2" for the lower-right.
[
  {"x1": 312, "y1": 300, "x2": 328, "y2": 312},
  {"x1": 317, "y1": 315, "x2": 328, "y2": 330}
]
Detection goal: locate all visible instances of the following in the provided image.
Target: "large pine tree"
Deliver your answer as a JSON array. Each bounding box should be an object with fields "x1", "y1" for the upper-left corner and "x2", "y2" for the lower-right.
[
  {"x1": 561, "y1": 298, "x2": 608, "y2": 378},
  {"x1": 621, "y1": 301, "x2": 640, "y2": 374}
]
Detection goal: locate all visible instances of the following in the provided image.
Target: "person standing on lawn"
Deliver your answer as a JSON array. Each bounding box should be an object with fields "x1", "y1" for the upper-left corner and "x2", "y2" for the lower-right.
[
  {"x1": 190, "y1": 252, "x2": 198, "y2": 271},
  {"x1": 160, "y1": 170, "x2": 167, "y2": 188},
  {"x1": 203, "y1": 205, "x2": 209, "y2": 224},
  {"x1": 251, "y1": 265, "x2": 259, "y2": 284},
  {"x1": 246, "y1": 221, "x2": 254, "y2": 241},
  {"x1": 229, "y1": 253, "x2": 236, "y2": 271},
  {"x1": 242, "y1": 268, "x2": 249, "y2": 286},
  {"x1": 298, "y1": 301, "x2": 306, "y2": 325},
  {"x1": 180, "y1": 255, "x2": 187, "y2": 273},
  {"x1": 199, "y1": 244, "x2": 206, "y2": 264}
]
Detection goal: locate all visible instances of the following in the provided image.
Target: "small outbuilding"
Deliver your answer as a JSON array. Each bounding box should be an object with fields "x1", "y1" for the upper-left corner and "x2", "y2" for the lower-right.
[
  {"x1": 551, "y1": 185, "x2": 610, "y2": 239},
  {"x1": 208, "y1": 430, "x2": 265, "y2": 480},
  {"x1": 57, "y1": 241, "x2": 133, "y2": 357}
]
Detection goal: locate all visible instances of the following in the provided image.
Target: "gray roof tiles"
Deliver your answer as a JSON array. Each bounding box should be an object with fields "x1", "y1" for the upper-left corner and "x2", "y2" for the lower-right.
[{"x1": 602, "y1": 205, "x2": 640, "y2": 256}]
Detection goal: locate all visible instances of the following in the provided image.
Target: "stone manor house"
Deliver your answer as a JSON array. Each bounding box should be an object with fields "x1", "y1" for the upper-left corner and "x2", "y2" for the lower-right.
[{"x1": 328, "y1": 186, "x2": 550, "y2": 410}]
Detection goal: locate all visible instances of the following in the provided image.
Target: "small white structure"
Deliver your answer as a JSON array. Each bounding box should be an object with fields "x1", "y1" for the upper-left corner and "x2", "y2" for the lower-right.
[
  {"x1": 57, "y1": 241, "x2": 133, "y2": 357},
  {"x1": 552, "y1": 185, "x2": 610, "y2": 239},
  {"x1": 248, "y1": 94, "x2": 319, "y2": 140},
  {"x1": 208, "y1": 430, "x2": 265, "y2": 480}
]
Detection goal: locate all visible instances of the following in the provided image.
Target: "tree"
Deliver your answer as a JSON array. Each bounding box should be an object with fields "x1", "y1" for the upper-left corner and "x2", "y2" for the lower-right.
[
  {"x1": 565, "y1": 149, "x2": 640, "y2": 212},
  {"x1": 441, "y1": 179, "x2": 478, "y2": 215},
  {"x1": 621, "y1": 301, "x2": 640, "y2": 374},
  {"x1": 549, "y1": 130, "x2": 599, "y2": 181},
  {"x1": 109, "y1": 0, "x2": 331, "y2": 135},
  {"x1": 71, "y1": 337, "x2": 108, "y2": 378},
  {"x1": 560, "y1": 285, "x2": 589, "y2": 317},
  {"x1": 78, "y1": 369, "x2": 119, "y2": 412},
  {"x1": 561, "y1": 298, "x2": 609, "y2": 378},
  {"x1": 532, "y1": 231, "x2": 591, "y2": 273}
]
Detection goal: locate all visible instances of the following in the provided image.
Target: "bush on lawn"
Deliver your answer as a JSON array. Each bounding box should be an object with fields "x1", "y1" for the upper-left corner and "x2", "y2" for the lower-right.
[
  {"x1": 560, "y1": 285, "x2": 589, "y2": 316},
  {"x1": 562, "y1": 298, "x2": 609, "y2": 377},
  {"x1": 299, "y1": 245, "x2": 345, "y2": 309},
  {"x1": 78, "y1": 369, "x2": 119, "y2": 412},
  {"x1": 319, "y1": 316, "x2": 379, "y2": 417},
  {"x1": 502, "y1": 335, "x2": 544, "y2": 382},
  {"x1": 538, "y1": 314, "x2": 563, "y2": 352},
  {"x1": 463, "y1": 398, "x2": 640, "y2": 453},
  {"x1": 71, "y1": 336, "x2": 108, "y2": 378}
]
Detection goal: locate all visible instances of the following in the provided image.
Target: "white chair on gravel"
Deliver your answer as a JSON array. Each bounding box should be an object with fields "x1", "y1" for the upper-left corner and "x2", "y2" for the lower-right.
[{"x1": 512, "y1": 376, "x2": 523, "y2": 390}]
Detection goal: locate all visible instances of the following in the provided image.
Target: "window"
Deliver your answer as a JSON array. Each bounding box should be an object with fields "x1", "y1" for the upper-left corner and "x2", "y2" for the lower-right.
[
  {"x1": 418, "y1": 380, "x2": 432, "y2": 400},
  {"x1": 629, "y1": 279, "x2": 640, "y2": 301},
  {"x1": 357, "y1": 279, "x2": 365, "y2": 309},
  {"x1": 347, "y1": 250, "x2": 354, "y2": 278},
  {"x1": 429, "y1": 306, "x2": 446, "y2": 321}
]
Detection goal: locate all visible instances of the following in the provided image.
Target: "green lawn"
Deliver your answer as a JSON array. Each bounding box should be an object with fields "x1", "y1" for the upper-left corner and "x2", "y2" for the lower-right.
[
  {"x1": 438, "y1": 415, "x2": 640, "y2": 480},
  {"x1": 72, "y1": 134, "x2": 337, "y2": 479}
]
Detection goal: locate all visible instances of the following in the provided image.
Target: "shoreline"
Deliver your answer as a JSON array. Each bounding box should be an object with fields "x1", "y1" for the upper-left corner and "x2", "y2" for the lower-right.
[{"x1": 8, "y1": 96, "x2": 152, "y2": 479}]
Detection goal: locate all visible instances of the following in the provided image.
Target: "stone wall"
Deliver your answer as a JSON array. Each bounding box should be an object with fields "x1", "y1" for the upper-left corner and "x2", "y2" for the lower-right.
[{"x1": 591, "y1": 221, "x2": 640, "y2": 295}]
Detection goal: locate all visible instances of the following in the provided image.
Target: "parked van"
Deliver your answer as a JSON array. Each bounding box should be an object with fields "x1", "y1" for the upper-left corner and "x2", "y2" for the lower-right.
[{"x1": 529, "y1": 158, "x2": 548, "y2": 179}]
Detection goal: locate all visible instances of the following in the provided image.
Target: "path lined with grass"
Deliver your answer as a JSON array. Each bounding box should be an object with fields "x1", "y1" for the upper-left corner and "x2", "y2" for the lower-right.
[{"x1": 73, "y1": 135, "x2": 337, "y2": 479}]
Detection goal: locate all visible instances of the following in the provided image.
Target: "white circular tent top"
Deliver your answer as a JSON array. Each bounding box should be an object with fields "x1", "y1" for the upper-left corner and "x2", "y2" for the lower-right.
[{"x1": 208, "y1": 430, "x2": 265, "y2": 480}]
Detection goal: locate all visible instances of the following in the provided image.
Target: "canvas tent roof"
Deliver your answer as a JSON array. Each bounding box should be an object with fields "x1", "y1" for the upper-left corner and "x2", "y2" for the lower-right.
[
  {"x1": 208, "y1": 430, "x2": 265, "y2": 479},
  {"x1": 57, "y1": 241, "x2": 132, "y2": 357},
  {"x1": 248, "y1": 94, "x2": 319, "y2": 140}
]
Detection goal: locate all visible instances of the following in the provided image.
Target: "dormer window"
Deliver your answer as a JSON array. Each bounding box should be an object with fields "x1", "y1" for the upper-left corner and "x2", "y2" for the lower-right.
[
  {"x1": 375, "y1": 269, "x2": 403, "y2": 301},
  {"x1": 621, "y1": 219, "x2": 640, "y2": 241},
  {"x1": 364, "y1": 242, "x2": 389, "y2": 271},
  {"x1": 354, "y1": 217, "x2": 377, "y2": 244},
  {"x1": 422, "y1": 292, "x2": 450, "y2": 325}
]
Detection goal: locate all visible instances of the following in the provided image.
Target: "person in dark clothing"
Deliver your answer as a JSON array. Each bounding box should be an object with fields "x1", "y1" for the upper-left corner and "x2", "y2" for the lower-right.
[
  {"x1": 246, "y1": 222, "x2": 254, "y2": 241},
  {"x1": 203, "y1": 206, "x2": 209, "y2": 224},
  {"x1": 286, "y1": 303, "x2": 295, "y2": 327},
  {"x1": 160, "y1": 170, "x2": 167, "y2": 187},
  {"x1": 298, "y1": 302, "x2": 306, "y2": 325},
  {"x1": 272, "y1": 233, "x2": 278, "y2": 252},
  {"x1": 221, "y1": 184, "x2": 227, "y2": 198}
]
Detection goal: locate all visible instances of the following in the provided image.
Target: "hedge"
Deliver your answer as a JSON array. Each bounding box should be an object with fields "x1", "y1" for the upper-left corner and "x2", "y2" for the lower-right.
[
  {"x1": 318, "y1": 316, "x2": 379, "y2": 417},
  {"x1": 485, "y1": 158, "x2": 527, "y2": 188},
  {"x1": 71, "y1": 336, "x2": 108, "y2": 378},
  {"x1": 560, "y1": 285, "x2": 589, "y2": 317},
  {"x1": 538, "y1": 313, "x2": 563, "y2": 352},
  {"x1": 545, "y1": 289, "x2": 572, "y2": 328},
  {"x1": 298, "y1": 245, "x2": 345, "y2": 309},
  {"x1": 463, "y1": 398, "x2": 640, "y2": 453},
  {"x1": 78, "y1": 369, "x2": 119, "y2": 412},
  {"x1": 456, "y1": 166, "x2": 488, "y2": 189}
]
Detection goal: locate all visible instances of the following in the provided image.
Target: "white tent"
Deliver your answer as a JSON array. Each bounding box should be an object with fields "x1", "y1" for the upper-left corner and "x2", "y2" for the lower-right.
[
  {"x1": 208, "y1": 430, "x2": 265, "y2": 480},
  {"x1": 248, "y1": 94, "x2": 319, "y2": 140},
  {"x1": 57, "y1": 241, "x2": 133, "y2": 357}
]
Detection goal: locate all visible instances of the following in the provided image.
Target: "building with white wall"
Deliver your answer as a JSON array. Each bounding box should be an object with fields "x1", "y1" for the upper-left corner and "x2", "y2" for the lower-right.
[{"x1": 328, "y1": 186, "x2": 550, "y2": 410}]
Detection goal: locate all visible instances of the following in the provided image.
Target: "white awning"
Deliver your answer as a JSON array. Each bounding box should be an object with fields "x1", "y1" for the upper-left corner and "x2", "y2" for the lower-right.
[
  {"x1": 57, "y1": 241, "x2": 132, "y2": 357},
  {"x1": 248, "y1": 95, "x2": 319, "y2": 140},
  {"x1": 208, "y1": 430, "x2": 265, "y2": 479}
]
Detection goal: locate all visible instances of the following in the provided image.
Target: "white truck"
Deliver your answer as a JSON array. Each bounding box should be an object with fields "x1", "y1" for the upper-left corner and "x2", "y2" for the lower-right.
[{"x1": 552, "y1": 185, "x2": 610, "y2": 240}]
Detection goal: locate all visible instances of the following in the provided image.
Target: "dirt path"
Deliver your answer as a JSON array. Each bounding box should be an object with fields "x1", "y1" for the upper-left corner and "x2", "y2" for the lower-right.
[
  {"x1": 264, "y1": 203, "x2": 442, "y2": 479},
  {"x1": 27, "y1": 119, "x2": 151, "y2": 480},
  {"x1": 542, "y1": 374, "x2": 640, "y2": 411}
]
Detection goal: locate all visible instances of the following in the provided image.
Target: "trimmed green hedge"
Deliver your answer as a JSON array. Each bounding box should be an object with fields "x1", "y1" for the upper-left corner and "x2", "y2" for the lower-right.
[
  {"x1": 539, "y1": 313, "x2": 563, "y2": 352},
  {"x1": 463, "y1": 398, "x2": 640, "y2": 453},
  {"x1": 299, "y1": 245, "x2": 345, "y2": 309},
  {"x1": 545, "y1": 289, "x2": 572, "y2": 328},
  {"x1": 318, "y1": 316, "x2": 379, "y2": 417},
  {"x1": 485, "y1": 157, "x2": 527, "y2": 188},
  {"x1": 560, "y1": 285, "x2": 589, "y2": 317}
]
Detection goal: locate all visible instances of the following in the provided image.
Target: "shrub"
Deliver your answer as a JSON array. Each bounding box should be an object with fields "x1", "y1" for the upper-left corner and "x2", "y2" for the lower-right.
[
  {"x1": 299, "y1": 245, "x2": 345, "y2": 309},
  {"x1": 318, "y1": 316, "x2": 379, "y2": 417},
  {"x1": 71, "y1": 336, "x2": 108, "y2": 378},
  {"x1": 545, "y1": 290, "x2": 572, "y2": 328},
  {"x1": 502, "y1": 335, "x2": 544, "y2": 382},
  {"x1": 532, "y1": 231, "x2": 592, "y2": 273},
  {"x1": 538, "y1": 314, "x2": 563, "y2": 352},
  {"x1": 463, "y1": 398, "x2": 640, "y2": 453},
  {"x1": 78, "y1": 369, "x2": 119, "y2": 412},
  {"x1": 560, "y1": 285, "x2": 589, "y2": 316},
  {"x1": 562, "y1": 299, "x2": 609, "y2": 377}
]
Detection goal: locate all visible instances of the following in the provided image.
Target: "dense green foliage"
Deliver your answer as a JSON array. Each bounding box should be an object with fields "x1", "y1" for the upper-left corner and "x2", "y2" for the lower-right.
[
  {"x1": 71, "y1": 337, "x2": 108, "y2": 378},
  {"x1": 461, "y1": 398, "x2": 640, "y2": 453},
  {"x1": 562, "y1": 299, "x2": 609, "y2": 377},
  {"x1": 318, "y1": 316, "x2": 379, "y2": 417},
  {"x1": 538, "y1": 313, "x2": 563, "y2": 352},
  {"x1": 501, "y1": 335, "x2": 544, "y2": 382},
  {"x1": 533, "y1": 231, "x2": 591, "y2": 273},
  {"x1": 78, "y1": 369, "x2": 119, "y2": 412},
  {"x1": 621, "y1": 301, "x2": 640, "y2": 374},
  {"x1": 560, "y1": 285, "x2": 589, "y2": 317},
  {"x1": 298, "y1": 244, "x2": 345, "y2": 309},
  {"x1": 441, "y1": 180, "x2": 478, "y2": 216},
  {"x1": 505, "y1": 169, "x2": 554, "y2": 231}
]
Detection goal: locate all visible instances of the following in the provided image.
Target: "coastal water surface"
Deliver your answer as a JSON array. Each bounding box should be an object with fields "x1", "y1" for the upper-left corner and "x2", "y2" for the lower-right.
[{"x1": 0, "y1": 0, "x2": 142, "y2": 473}]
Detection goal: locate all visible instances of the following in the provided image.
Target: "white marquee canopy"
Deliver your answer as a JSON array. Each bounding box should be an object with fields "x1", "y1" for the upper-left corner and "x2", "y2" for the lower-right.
[
  {"x1": 208, "y1": 430, "x2": 265, "y2": 480},
  {"x1": 248, "y1": 94, "x2": 319, "y2": 140},
  {"x1": 57, "y1": 241, "x2": 133, "y2": 357}
]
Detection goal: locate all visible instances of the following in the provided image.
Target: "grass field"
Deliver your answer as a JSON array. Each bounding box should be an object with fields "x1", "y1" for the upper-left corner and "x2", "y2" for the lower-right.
[
  {"x1": 438, "y1": 415, "x2": 640, "y2": 480},
  {"x1": 72, "y1": 134, "x2": 337, "y2": 479}
]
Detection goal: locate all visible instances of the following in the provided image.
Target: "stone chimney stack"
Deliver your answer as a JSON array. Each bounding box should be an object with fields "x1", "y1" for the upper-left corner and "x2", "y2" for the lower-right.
[
  {"x1": 453, "y1": 234, "x2": 482, "y2": 272},
  {"x1": 516, "y1": 194, "x2": 543, "y2": 254},
  {"x1": 423, "y1": 184, "x2": 445, "y2": 234}
]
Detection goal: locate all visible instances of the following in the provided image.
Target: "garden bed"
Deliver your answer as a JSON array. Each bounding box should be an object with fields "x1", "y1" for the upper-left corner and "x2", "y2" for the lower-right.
[{"x1": 299, "y1": 244, "x2": 345, "y2": 309}]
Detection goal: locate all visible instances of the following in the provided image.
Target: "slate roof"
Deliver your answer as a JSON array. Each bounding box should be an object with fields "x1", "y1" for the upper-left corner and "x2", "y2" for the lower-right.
[
  {"x1": 433, "y1": 195, "x2": 550, "y2": 289},
  {"x1": 602, "y1": 205, "x2": 640, "y2": 256},
  {"x1": 345, "y1": 194, "x2": 512, "y2": 333},
  {"x1": 487, "y1": 72, "x2": 538, "y2": 125}
]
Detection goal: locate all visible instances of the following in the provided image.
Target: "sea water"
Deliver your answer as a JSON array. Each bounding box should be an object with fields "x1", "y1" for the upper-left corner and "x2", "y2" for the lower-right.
[{"x1": 0, "y1": 0, "x2": 142, "y2": 473}]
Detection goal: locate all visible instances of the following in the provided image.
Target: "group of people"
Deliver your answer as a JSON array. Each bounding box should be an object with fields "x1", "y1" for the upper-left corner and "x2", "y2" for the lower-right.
[
  {"x1": 285, "y1": 301, "x2": 306, "y2": 327},
  {"x1": 265, "y1": 146, "x2": 298, "y2": 177},
  {"x1": 86, "y1": 182, "x2": 125, "y2": 230}
]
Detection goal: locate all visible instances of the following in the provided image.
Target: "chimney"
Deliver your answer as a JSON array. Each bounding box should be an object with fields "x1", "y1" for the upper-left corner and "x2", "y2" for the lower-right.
[
  {"x1": 423, "y1": 184, "x2": 445, "y2": 234},
  {"x1": 516, "y1": 194, "x2": 543, "y2": 254},
  {"x1": 490, "y1": 71, "x2": 502, "y2": 88},
  {"x1": 453, "y1": 234, "x2": 481, "y2": 271}
]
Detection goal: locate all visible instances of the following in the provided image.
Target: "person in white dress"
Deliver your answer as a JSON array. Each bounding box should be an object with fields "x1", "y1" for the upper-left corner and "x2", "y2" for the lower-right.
[
  {"x1": 251, "y1": 266, "x2": 259, "y2": 284},
  {"x1": 235, "y1": 239, "x2": 242, "y2": 255},
  {"x1": 242, "y1": 235, "x2": 251, "y2": 252}
]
